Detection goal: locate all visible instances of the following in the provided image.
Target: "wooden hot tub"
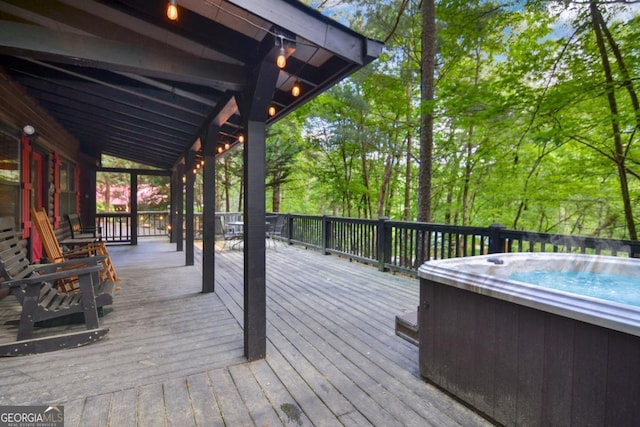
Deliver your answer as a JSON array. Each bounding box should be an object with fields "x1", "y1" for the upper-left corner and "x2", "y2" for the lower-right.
[{"x1": 418, "y1": 253, "x2": 640, "y2": 426}]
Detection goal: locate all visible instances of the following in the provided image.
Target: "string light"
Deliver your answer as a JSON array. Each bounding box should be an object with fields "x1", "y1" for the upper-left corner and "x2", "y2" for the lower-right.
[
  {"x1": 224, "y1": 142, "x2": 230, "y2": 150},
  {"x1": 291, "y1": 81, "x2": 301, "y2": 97},
  {"x1": 217, "y1": 146, "x2": 223, "y2": 153},
  {"x1": 268, "y1": 105, "x2": 276, "y2": 116},
  {"x1": 276, "y1": 36, "x2": 286, "y2": 68},
  {"x1": 167, "y1": 0, "x2": 178, "y2": 21},
  {"x1": 238, "y1": 134, "x2": 245, "y2": 143}
]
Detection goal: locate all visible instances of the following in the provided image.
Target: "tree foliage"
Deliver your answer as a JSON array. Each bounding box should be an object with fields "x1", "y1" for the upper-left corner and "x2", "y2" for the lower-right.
[{"x1": 214, "y1": 0, "x2": 640, "y2": 240}]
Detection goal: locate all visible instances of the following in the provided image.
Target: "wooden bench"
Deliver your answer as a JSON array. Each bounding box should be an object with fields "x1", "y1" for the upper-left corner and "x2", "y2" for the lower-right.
[{"x1": 0, "y1": 217, "x2": 115, "y2": 356}]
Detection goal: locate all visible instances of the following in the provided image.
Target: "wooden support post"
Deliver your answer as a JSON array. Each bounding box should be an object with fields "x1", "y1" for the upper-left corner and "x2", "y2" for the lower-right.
[
  {"x1": 185, "y1": 150, "x2": 195, "y2": 265},
  {"x1": 176, "y1": 164, "x2": 184, "y2": 252},
  {"x1": 130, "y1": 172, "x2": 138, "y2": 245},
  {"x1": 238, "y1": 50, "x2": 279, "y2": 361},
  {"x1": 202, "y1": 124, "x2": 218, "y2": 293},
  {"x1": 243, "y1": 119, "x2": 267, "y2": 360},
  {"x1": 170, "y1": 170, "x2": 177, "y2": 244}
]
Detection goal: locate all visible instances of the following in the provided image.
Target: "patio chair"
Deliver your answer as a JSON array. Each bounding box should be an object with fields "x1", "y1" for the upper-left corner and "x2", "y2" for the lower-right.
[
  {"x1": 31, "y1": 208, "x2": 120, "y2": 288},
  {"x1": 221, "y1": 213, "x2": 243, "y2": 249},
  {"x1": 266, "y1": 215, "x2": 285, "y2": 248},
  {"x1": 0, "y1": 217, "x2": 114, "y2": 356},
  {"x1": 66, "y1": 213, "x2": 102, "y2": 240}
]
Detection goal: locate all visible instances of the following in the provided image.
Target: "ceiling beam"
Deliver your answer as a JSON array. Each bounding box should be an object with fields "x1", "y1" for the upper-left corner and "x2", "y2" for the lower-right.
[{"x1": 0, "y1": 20, "x2": 247, "y2": 90}]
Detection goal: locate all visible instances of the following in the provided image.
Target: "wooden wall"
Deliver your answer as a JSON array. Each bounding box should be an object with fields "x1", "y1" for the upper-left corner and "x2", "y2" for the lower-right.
[{"x1": 0, "y1": 69, "x2": 96, "y2": 235}]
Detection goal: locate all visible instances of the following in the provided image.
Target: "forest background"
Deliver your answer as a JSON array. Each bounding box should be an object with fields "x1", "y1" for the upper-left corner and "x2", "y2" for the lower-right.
[{"x1": 101, "y1": 0, "x2": 640, "y2": 241}]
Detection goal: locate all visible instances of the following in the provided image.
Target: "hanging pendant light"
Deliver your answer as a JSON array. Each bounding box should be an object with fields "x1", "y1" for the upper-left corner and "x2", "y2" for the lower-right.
[
  {"x1": 276, "y1": 36, "x2": 286, "y2": 68},
  {"x1": 167, "y1": 0, "x2": 178, "y2": 21},
  {"x1": 291, "y1": 81, "x2": 301, "y2": 97}
]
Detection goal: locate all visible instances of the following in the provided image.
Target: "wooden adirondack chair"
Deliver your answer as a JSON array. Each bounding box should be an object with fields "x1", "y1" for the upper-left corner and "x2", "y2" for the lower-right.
[
  {"x1": 0, "y1": 217, "x2": 114, "y2": 356},
  {"x1": 31, "y1": 208, "x2": 120, "y2": 288}
]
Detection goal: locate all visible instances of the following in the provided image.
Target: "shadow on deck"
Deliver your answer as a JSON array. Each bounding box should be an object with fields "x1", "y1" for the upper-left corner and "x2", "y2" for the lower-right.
[{"x1": 0, "y1": 238, "x2": 492, "y2": 426}]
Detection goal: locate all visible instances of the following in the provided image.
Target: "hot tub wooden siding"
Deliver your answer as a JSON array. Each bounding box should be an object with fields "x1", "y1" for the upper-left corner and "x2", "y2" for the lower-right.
[{"x1": 419, "y1": 278, "x2": 640, "y2": 426}]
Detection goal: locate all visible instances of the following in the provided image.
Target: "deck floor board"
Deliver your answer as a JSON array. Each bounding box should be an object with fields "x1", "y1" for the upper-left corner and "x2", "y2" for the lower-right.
[{"x1": 0, "y1": 239, "x2": 493, "y2": 426}]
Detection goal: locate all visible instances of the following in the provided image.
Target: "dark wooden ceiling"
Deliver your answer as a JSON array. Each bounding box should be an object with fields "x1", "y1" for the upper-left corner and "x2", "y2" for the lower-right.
[{"x1": 0, "y1": 0, "x2": 382, "y2": 169}]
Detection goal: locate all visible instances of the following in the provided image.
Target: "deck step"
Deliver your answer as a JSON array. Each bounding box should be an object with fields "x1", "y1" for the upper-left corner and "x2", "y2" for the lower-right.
[{"x1": 395, "y1": 310, "x2": 418, "y2": 346}]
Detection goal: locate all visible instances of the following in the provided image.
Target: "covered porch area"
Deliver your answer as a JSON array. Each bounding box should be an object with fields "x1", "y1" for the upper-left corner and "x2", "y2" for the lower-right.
[{"x1": 0, "y1": 241, "x2": 490, "y2": 426}]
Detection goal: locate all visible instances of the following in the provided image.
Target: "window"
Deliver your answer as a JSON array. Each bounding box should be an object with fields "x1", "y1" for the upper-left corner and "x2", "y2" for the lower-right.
[
  {"x1": 0, "y1": 133, "x2": 20, "y2": 225},
  {"x1": 59, "y1": 159, "x2": 76, "y2": 217}
]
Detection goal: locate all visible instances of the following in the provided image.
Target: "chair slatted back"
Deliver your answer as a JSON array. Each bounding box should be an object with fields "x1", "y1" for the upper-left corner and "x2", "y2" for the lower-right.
[
  {"x1": 67, "y1": 214, "x2": 83, "y2": 235},
  {"x1": 31, "y1": 208, "x2": 65, "y2": 263},
  {"x1": 31, "y1": 209, "x2": 119, "y2": 284},
  {"x1": 0, "y1": 217, "x2": 32, "y2": 283}
]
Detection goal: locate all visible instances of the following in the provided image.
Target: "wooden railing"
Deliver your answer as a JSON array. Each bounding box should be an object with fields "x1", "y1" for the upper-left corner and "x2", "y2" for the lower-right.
[
  {"x1": 96, "y1": 211, "x2": 169, "y2": 243},
  {"x1": 278, "y1": 213, "x2": 640, "y2": 275},
  {"x1": 98, "y1": 210, "x2": 640, "y2": 274}
]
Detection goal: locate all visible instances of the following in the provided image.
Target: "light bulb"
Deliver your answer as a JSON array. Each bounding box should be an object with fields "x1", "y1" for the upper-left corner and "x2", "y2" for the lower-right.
[
  {"x1": 291, "y1": 82, "x2": 301, "y2": 97},
  {"x1": 268, "y1": 105, "x2": 276, "y2": 116},
  {"x1": 276, "y1": 47, "x2": 286, "y2": 69},
  {"x1": 167, "y1": 0, "x2": 178, "y2": 20},
  {"x1": 224, "y1": 143, "x2": 230, "y2": 150},
  {"x1": 238, "y1": 134, "x2": 245, "y2": 143},
  {"x1": 217, "y1": 146, "x2": 223, "y2": 153}
]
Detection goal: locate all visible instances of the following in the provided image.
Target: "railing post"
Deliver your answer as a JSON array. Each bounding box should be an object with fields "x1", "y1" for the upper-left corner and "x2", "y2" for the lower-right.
[
  {"x1": 377, "y1": 217, "x2": 388, "y2": 271},
  {"x1": 322, "y1": 215, "x2": 330, "y2": 255},
  {"x1": 631, "y1": 242, "x2": 640, "y2": 258},
  {"x1": 286, "y1": 213, "x2": 292, "y2": 245},
  {"x1": 488, "y1": 223, "x2": 507, "y2": 254}
]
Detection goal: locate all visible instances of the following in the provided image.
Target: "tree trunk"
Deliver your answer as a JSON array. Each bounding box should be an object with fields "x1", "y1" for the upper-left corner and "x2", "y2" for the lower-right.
[
  {"x1": 418, "y1": 0, "x2": 435, "y2": 223},
  {"x1": 404, "y1": 81, "x2": 413, "y2": 221},
  {"x1": 358, "y1": 119, "x2": 373, "y2": 219},
  {"x1": 590, "y1": 1, "x2": 637, "y2": 240},
  {"x1": 272, "y1": 180, "x2": 281, "y2": 212},
  {"x1": 223, "y1": 157, "x2": 231, "y2": 211}
]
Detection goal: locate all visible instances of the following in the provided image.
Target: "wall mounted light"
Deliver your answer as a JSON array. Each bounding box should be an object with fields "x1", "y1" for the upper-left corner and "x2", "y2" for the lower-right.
[
  {"x1": 22, "y1": 124, "x2": 35, "y2": 136},
  {"x1": 167, "y1": 0, "x2": 178, "y2": 21},
  {"x1": 291, "y1": 81, "x2": 301, "y2": 97},
  {"x1": 268, "y1": 105, "x2": 276, "y2": 116}
]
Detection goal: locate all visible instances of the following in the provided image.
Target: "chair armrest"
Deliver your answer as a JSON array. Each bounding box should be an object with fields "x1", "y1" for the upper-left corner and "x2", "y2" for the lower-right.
[
  {"x1": 80, "y1": 225, "x2": 102, "y2": 238},
  {"x1": 61, "y1": 247, "x2": 95, "y2": 258},
  {"x1": 4, "y1": 264, "x2": 103, "y2": 287},
  {"x1": 33, "y1": 255, "x2": 107, "y2": 273}
]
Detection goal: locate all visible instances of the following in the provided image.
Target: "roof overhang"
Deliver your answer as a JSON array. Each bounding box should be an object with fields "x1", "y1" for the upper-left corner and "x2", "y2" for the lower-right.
[{"x1": 0, "y1": 0, "x2": 382, "y2": 169}]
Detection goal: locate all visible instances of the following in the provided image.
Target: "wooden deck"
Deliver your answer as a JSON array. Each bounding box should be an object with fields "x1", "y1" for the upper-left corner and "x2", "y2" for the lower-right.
[{"x1": 0, "y1": 239, "x2": 493, "y2": 426}]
